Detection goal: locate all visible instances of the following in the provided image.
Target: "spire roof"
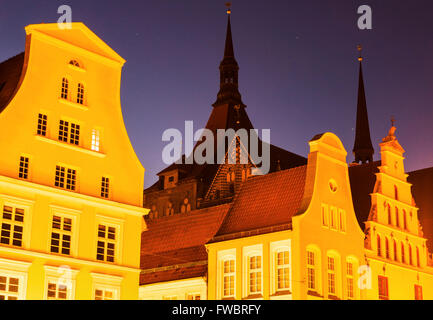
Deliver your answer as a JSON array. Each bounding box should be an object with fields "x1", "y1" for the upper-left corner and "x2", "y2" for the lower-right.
[
  {"x1": 353, "y1": 47, "x2": 374, "y2": 164},
  {"x1": 213, "y1": 6, "x2": 243, "y2": 107}
]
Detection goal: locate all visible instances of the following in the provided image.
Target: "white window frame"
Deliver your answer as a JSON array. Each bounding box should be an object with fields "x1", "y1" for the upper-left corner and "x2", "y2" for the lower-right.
[
  {"x1": 48, "y1": 205, "x2": 80, "y2": 257},
  {"x1": 217, "y1": 248, "x2": 236, "y2": 300},
  {"x1": 0, "y1": 195, "x2": 34, "y2": 249},
  {"x1": 242, "y1": 244, "x2": 263, "y2": 298},
  {"x1": 270, "y1": 240, "x2": 292, "y2": 295},
  {"x1": 44, "y1": 265, "x2": 78, "y2": 300},
  {"x1": 94, "y1": 215, "x2": 124, "y2": 264},
  {"x1": 0, "y1": 258, "x2": 31, "y2": 300},
  {"x1": 91, "y1": 272, "x2": 122, "y2": 300}
]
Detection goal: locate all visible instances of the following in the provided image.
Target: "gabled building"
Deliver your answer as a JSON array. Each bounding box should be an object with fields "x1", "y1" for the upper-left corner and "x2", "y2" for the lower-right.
[{"x1": 0, "y1": 23, "x2": 148, "y2": 300}]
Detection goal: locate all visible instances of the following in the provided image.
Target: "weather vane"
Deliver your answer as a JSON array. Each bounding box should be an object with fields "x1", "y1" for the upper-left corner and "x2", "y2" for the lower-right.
[
  {"x1": 226, "y1": 2, "x2": 232, "y2": 15},
  {"x1": 357, "y1": 44, "x2": 363, "y2": 62}
]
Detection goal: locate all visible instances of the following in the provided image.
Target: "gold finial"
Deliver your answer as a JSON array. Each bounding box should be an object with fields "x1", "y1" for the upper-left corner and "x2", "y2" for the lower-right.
[
  {"x1": 225, "y1": 2, "x2": 232, "y2": 15},
  {"x1": 357, "y1": 44, "x2": 363, "y2": 62}
]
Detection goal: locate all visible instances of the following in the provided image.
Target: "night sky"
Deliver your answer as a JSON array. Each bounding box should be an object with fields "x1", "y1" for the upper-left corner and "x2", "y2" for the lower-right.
[{"x1": 1, "y1": 0, "x2": 433, "y2": 187}]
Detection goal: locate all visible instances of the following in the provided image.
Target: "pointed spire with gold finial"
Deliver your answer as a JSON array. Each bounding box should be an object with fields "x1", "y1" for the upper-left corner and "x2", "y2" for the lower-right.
[
  {"x1": 213, "y1": 2, "x2": 244, "y2": 107},
  {"x1": 353, "y1": 45, "x2": 374, "y2": 164}
]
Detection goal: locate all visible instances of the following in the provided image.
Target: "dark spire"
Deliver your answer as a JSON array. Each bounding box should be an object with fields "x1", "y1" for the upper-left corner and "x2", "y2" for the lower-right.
[
  {"x1": 213, "y1": 4, "x2": 244, "y2": 107},
  {"x1": 353, "y1": 45, "x2": 374, "y2": 164}
]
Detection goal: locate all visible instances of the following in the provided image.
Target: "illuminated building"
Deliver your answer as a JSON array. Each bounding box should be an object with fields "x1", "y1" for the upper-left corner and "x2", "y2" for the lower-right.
[
  {"x1": 0, "y1": 23, "x2": 148, "y2": 300},
  {"x1": 139, "y1": 10, "x2": 433, "y2": 300}
]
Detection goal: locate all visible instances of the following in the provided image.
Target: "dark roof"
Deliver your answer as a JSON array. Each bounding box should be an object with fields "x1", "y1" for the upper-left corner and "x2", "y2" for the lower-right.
[
  {"x1": 353, "y1": 60, "x2": 374, "y2": 163},
  {"x1": 408, "y1": 167, "x2": 433, "y2": 251},
  {"x1": 140, "y1": 204, "x2": 230, "y2": 285},
  {"x1": 348, "y1": 161, "x2": 380, "y2": 228},
  {"x1": 0, "y1": 52, "x2": 25, "y2": 113},
  {"x1": 214, "y1": 165, "x2": 307, "y2": 239}
]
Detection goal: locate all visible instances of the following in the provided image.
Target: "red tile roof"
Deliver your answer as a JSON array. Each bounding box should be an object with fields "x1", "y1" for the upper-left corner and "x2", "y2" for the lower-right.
[
  {"x1": 141, "y1": 204, "x2": 230, "y2": 254},
  {"x1": 214, "y1": 165, "x2": 307, "y2": 239},
  {"x1": 140, "y1": 204, "x2": 230, "y2": 285}
]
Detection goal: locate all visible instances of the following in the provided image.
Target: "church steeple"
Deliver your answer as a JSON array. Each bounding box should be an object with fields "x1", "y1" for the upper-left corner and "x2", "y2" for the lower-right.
[
  {"x1": 353, "y1": 45, "x2": 374, "y2": 164},
  {"x1": 213, "y1": 4, "x2": 244, "y2": 107}
]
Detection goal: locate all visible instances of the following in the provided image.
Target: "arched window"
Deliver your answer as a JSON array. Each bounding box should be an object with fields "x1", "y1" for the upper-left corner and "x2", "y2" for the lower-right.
[
  {"x1": 377, "y1": 235, "x2": 381, "y2": 257},
  {"x1": 417, "y1": 247, "x2": 421, "y2": 267},
  {"x1": 393, "y1": 240, "x2": 398, "y2": 261},
  {"x1": 61, "y1": 78, "x2": 69, "y2": 99},
  {"x1": 401, "y1": 243, "x2": 405, "y2": 264},
  {"x1": 77, "y1": 83, "x2": 85, "y2": 105},
  {"x1": 394, "y1": 185, "x2": 399, "y2": 200},
  {"x1": 385, "y1": 238, "x2": 390, "y2": 259},
  {"x1": 403, "y1": 210, "x2": 408, "y2": 230},
  {"x1": 408, "y1": 244, "x2": 413, "y2": 265},
  {"x1": 69, "y1": 60, "x2": 81, "y2": 68},
  {"x1": 387, "y1": 205, "x2": 392, "y2": 225},
  {"x1": 181, "y1": 198, "x2": 191, "y2": 214},
  {"x1": 395, "y1": 207, "x2": 400, "y2": 228}
]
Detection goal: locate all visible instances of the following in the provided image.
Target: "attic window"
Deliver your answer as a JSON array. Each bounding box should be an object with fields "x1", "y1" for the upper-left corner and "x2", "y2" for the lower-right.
[
  {"x1": 168, "y1": 176, "x2": 175, "y2": 183},
  {"x1": 69, "y1": 60, "x2": 83, "y2": 69}
]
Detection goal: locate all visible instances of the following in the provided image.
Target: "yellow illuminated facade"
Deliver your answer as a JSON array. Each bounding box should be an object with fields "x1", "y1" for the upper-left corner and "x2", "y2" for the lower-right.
[{"x1": 0, "y1": 23, "x2": 148, "y2": 300}]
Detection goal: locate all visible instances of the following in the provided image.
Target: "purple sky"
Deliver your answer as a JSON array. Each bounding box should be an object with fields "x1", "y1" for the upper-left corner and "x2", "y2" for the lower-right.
[{"x1": 1, "y1": 0, "x2": 433, "y2": 187}]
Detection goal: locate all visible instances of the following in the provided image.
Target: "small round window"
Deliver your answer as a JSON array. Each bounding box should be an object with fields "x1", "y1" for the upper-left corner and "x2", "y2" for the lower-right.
[{"x1": 329, "y1": 179, "x2": 338, "y2": 193}]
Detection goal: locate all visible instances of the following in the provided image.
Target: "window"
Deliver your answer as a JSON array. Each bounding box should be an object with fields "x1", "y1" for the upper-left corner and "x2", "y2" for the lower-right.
[
  {"x1": 61, "y1": 78, "x2": 69, "y2": 99},
  {"x1": 378, "y1": 276, "x2": 389, "y2": 300},
  {"x1": 415, "y1": 285, "x2": 423, "y2": 300},
  {"x1": 393, "y1": 240, "x2": 398, "y2": 261},
  {"x1": 50, "y1": 215, "x2": 72, "y2": 255},
  {"x1": 101, "y1": 177, "x2": 110, "y2": 199},
  {"x1": 37, "y1": 113, "x2": 48, "y2": 136},
  {"x1": 95, "y1": 288, "x2": 114, "y2": 300},
  {"x1": 339, "y1": 209, "x2": 346, "y2": 232},
  {"x1": 0, "y1": 276, "x2": 19, "y2": 300},
  {"x1": 385, "y1": 238, "x2": 390, "y2": 259},
  {"x1": 327, "y1": 257, "x2": 336, "y2": 295},
  {"x1": 394, "y1": 185, "x2": 399, "y2": 200},
  {"x1": 417, "y1": 247, "x2": 421, "y2": 267},
  {"x1": 58, "y1": 120, "x2": 80, "y2": 145},
  {"x1": 409, "y1": 244, "x2": 413, "y2": 265},
  {"x1": 186, "y1": 293, "x2": 201, "y2": 300},
  {"x1": 395, "y1": 207, "x2": 400, "y2": 228},
  {"x1": 403, "y1": 210, "x2": 408, "y2": 230},
  {"x1": 91, "y1": 129, "x2": 100, "y2": 151},
  {"x1": 97, "y1": 225, "x2": 116, "y2": 263},
  {"x1": 387, "y1": 205, "x2": 392, "y2": 225},
  {"x1": 276, "y1": 251, "x2": 290, "y2": 291},
  {"x1": 47, "y1": 282, "x2": 67, "y2": 300},
  {"x1": 346, "y1": 262, "x2": 354, "y2": 299},
  {"x1": 55, "y1": 166, "x2": 76, "y2": 191},
  {"x1": 58, "y1": 120, "x2": 69, "y2": 142},
  {"x1": 401, "y1": 243, "x2": 405, "y2": 264},
  {"x1": 69, "y1": 60, "x2": 80, "y2": 68},
  {"x1": 249, "y1": 256, "x2": 262, "y2": 294},
  {"x1": 377, "y1": 235, "x2": 381, "y2": 257},
  {"x1": 330, "y1": 206, "x2": 337, "y2": 230},
  {"x1": 77, "y1": 83, "x2": 84, "y2": 105},
  {"x1": 223, "y1": 260, "x2": 235, "y2": 298},
  {"x1": 0, "y1": 206, "x2": 24, "y2": 247},
  {"x1": 18, "y1": 157, "x2": 29, "y2": 180},
  {"x1": 321, "y1": 204, "x2": 328, "y2": 227},
  {"x1": 181, "y1": 198, "x2": 191, "y2": 214},
  {"x1": 307, "y1": 251, "x2": 316, "y2": 290},
  {"x1": 70, "y1": 123, "x2": 80, "y2": 145}
]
